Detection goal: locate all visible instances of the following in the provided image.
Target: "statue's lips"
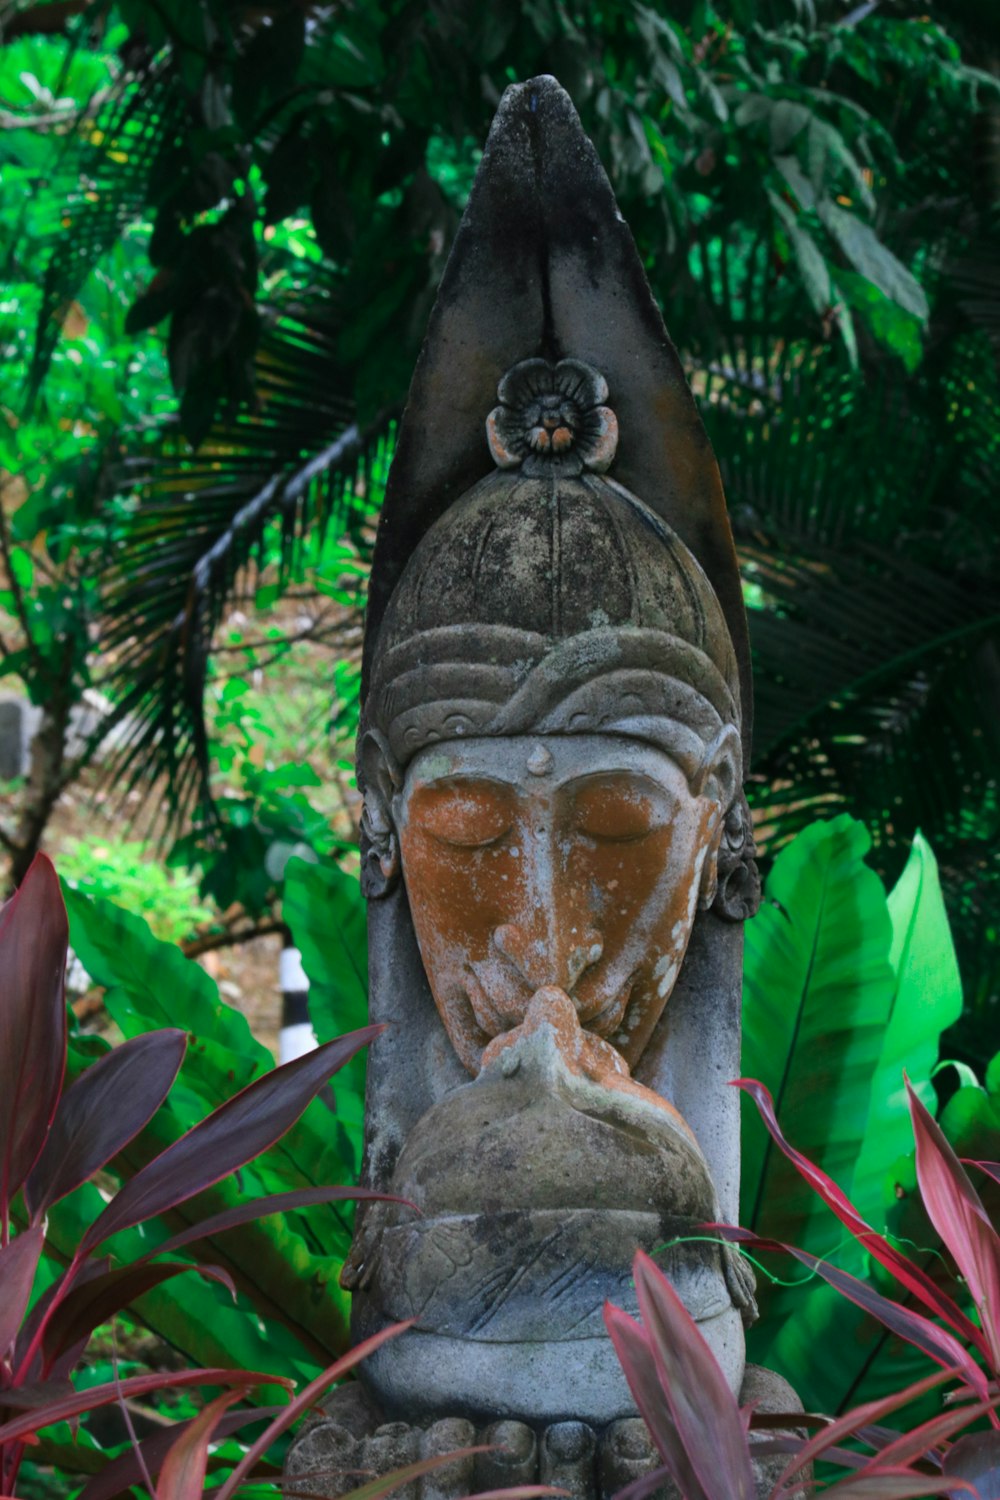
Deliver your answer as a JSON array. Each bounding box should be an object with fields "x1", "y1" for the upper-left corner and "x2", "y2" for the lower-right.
[{"x1": 464, "y1": 960, "x2": 635, "y2": 1040}]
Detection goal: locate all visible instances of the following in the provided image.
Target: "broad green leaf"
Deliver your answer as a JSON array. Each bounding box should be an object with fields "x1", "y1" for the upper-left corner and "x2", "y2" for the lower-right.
[
  {"x1": 818, "y1": 201, "x2": 928, "y2": 321},
  {"x1": 940, "y1": 1052, "x2": 1000, "y2": 1161},
  {"x1": 850, "y1": 832, "x2": 963, "y2": 1228},
  {"x1": 62, "y1": 882, "x2": 270, "y2": 1089},
  {"x1": 835, "y1": 267, "x2": 925, "y2": 371},
  {"x1": 741, "y1": 814, "x2": 895, "y2": 1255}
]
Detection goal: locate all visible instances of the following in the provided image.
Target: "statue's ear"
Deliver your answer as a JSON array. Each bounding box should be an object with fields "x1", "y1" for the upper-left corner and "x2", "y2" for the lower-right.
[
  {"x1": 359, "y1": 729, "x2": 402, "y2": 898},
  {"x1": 691, "y1": 724, "x2": 741, "y2": 808},
  {"x1": 692, "y1": 726, "x2": 742, "y2": 911}
]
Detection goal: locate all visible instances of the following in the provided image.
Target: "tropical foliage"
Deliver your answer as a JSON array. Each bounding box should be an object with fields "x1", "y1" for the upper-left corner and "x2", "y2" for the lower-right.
[
  {"x1": 0, "y1": 0, "x2": 997, "y2": 1062},
  {"x1": 0, "y1": 853, "x2": 395, "y2": 1498},
  {"x1": 607, "y1": 1074, "x2": 1000, "y2": 1499}
]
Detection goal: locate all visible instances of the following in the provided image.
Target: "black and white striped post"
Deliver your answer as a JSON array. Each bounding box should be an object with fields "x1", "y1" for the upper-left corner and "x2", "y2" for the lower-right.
[{"x1": 279, "y1": 934, "x2": 317, "y2": 1063}]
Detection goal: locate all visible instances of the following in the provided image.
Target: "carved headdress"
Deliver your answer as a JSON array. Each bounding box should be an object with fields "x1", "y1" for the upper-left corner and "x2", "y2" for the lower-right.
[{"x1": 351, "y1": 78, "x2": 759, "y2": 1420}]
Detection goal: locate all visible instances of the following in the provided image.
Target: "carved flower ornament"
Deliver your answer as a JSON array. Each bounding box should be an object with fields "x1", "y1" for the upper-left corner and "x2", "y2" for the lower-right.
[{"x1": 487, "y1": 358, "x2": 619, "y2": 477}]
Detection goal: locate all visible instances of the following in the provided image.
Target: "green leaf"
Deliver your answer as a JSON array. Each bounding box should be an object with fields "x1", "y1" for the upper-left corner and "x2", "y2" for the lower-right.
[
  {"x1": 939, "y1": 1051, "x2": 1000, "y2": 1160},
  {"x1": 834, "y1": 267, "x2": 925, "y2": 371},
  {"x1": 818, "y1": 201, "x2": 929, "y2": 321},
  {"x1": 61, "y1": 881, "x2": 271, "y2": 1098},
  {"x1": 741, "y1": 814, "x2": 895, "y2": 1255},
  {"x1": 849, "y1": 832, "x2": 963, "y2": 1229},
  {"x1": 769, "y1": 190, "x2": 831, "y2": 315}
]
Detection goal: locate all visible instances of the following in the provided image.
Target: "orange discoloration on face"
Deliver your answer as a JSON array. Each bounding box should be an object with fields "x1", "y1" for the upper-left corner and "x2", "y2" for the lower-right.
[{"x1": 396, "y1": 736, "x2": 725, "y2": 1079}]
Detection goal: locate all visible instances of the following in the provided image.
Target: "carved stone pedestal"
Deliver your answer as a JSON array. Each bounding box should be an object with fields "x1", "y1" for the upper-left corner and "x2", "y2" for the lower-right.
[{"x1": 285, "y1": 1365, "x2": 805, "y2": 1500}]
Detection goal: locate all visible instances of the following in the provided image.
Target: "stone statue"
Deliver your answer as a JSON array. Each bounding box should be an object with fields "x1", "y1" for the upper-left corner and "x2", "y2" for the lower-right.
[{"x1": 286, "y1": 75, "x2": 799, "y2": 1500}]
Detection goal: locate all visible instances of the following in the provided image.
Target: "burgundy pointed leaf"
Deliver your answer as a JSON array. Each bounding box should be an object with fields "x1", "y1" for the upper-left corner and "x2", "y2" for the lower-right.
[
  {"x1": 0, "y1": 1227, "x2": 43, "y2": 1359},
  {"x1": 214, "y1": 1320, "x2": 415, "y2": 1500},
  {"x1": 632, "y1": 1250, "x2": 755, "y2": 1500},
  {"x1": 770, "y1": 1368, "x2": 963, "y2": 1499},
  {"x1": 967, "y1": 1162, "x2": 1000, "y2": 1191},
  {"x1": 0, "y1": 854, "x2": 68, "y2": 1209},
  {"x1": 25, "y1": 1030, "x2": 187, "y2": 1221},
  {"x1": 736, "y1": 1079, "x2": 986, "y2": 1355},
  {"x1": 850, "y1": 1393, "x2": 1000, "y2": 1482},
  {"x1": 907, "y1": 1078, "x2": 1000, "y2": 1370},
  {"x1": 0, "y1": 1368, "x2": 291, "y2": 1447},
  {"x1": 41, "y1": 1262, "x2": 236, "y2": 1371},
  {"x1": 142, "y1": 1184, "x2": 414, "y2": 1262},
  {"x1": 80, "y1": 1024, "x2": 383, "y2": 1254},
  {"x1": 602, "y1": 1302, "x2": 710, "y2": 1500},
  {"x1": 943, "y1": 1432, "x2": 1000, "y2": 1500},
  {"x1": 460, "y1": 1491, "x2": 572, "y2": 1498},
  {"x1": 78, "y1": 1405, "x2": 286, "y2": 1500},
  {"x1": 769, "y1": 1245, "x2": 989, "y2": 1401},
  {"x1": 156, "y1": 1390, "x2": 245, "y2": 1500},
  {"x1": 819, "y1": 1469, "x2": 976, "y2": 1497},
  {"x1": 14, "y1": 1256, "x2": 110, "y2": 1383}
]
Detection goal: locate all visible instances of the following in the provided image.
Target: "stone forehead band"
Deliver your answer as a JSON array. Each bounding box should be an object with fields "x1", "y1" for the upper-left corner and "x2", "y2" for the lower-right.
[{"x1": 367, "y1": 624, "x2": 741, "y2": 782}]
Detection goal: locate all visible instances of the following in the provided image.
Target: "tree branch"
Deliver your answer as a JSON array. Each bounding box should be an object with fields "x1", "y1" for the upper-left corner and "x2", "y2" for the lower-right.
[{"x1": 181, "y1": 917, "x2": 284, "y2": 960}]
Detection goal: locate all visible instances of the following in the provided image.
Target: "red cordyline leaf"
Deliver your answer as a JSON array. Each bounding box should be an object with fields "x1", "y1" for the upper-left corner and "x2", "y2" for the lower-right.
[
  {"x1": 906, "y1": 1078, "x2": 1000, "y2": 1372},
  {"x1": 602, "y1": 1302, "x2": 710, "y2": 1500},
  {"x1": 0, "y1": 1227, "x2": 43, "y2": 1359},
  {"x1": 14, "y1": 1256, "x2": 110, "y2": 1383},
  {"x1": 156, "y1": 1390, "x2": 245, "y2": 1500},
  {"x1": 79, "y1": 1024, "x2": 383, "y2": 1255},
  {"x1": 0, "y1": 1368, "x2": 291, "y2": 1447},
  {"x1": 632, "y1": 1250, "x2": 755, "y2": 1500},
  {"x1": 769, "y1": 1367, "x2": 964, "y2": 1499},
  {"x1": 77, "y1": 1404, "x2": 286, "y2": 1500},
  {"x1": 0, "y1": 854, "x2": 68, "y2": 1213},
  {"x1": 460, "y1": 1491, "x2": 572, "y2": 1498},
  {"x1": 735, "y1": 1080, "x2": 987, "y2": 1358},
  {"x1": 39, "y1": 1261, "x2": 236, "y2": 1373},
  {"x1": 849, "y1": 1391, "x2": 1000, "y2": 1482},
  {"x1": 713, "y1": 1225, "x2": 988, "y2": 1401},
  {"x1": 967, "y1": 1163, "x2": 1000, "y2": 1191},
  {"x1": 212, "y1": 1320, "x2": 416, "y2": 1500},
  {"x1": 25, "y1": 1029, "x2": 187, "y2": 1222},
  {"x1": 141, "y1": 1184, "x2": 415, "y2": 1262},
  {"x1": 819, "y1": 1469, "x2": 976, "y2": 1497}
]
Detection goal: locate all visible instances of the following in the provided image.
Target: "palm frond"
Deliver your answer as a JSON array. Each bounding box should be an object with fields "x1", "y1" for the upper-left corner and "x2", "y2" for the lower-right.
[
  {"x1": 21, "y1": 58, "x2": 180, "y2": 400},
  {"x1": 93, "y1": 295, "x2": 396, "y2": 826}
]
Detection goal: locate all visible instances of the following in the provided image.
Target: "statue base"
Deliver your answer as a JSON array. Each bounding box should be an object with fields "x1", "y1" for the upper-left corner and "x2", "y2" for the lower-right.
[{"x1": 284, "y1": 1364, "x2": 806, "y2": 1499}]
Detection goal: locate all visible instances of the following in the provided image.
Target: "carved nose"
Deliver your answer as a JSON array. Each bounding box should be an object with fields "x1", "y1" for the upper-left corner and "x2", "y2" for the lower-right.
[{"x1": 493, "y1": 923, "x2": 603, "y2": 992}]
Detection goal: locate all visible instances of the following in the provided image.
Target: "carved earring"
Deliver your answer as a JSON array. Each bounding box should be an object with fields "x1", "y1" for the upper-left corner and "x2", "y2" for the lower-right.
[
  {"x1": 709, "y1": 794, "x2": 762, "y2": 923},
  {"x1": 698, "y1": 821, "x2": 723, "y2": 911},
  {"x1": 359, "y1": 730, "x2": 402, "y2": 899}
]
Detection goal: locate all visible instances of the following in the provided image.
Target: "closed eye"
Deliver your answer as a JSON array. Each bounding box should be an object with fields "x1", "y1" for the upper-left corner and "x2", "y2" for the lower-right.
[
  {"x1": 408, "y1": 782, "x2": 514, "y2": 848},
  {"x1": 571, "y1": 780, "x2": 669, "y2": 842}
]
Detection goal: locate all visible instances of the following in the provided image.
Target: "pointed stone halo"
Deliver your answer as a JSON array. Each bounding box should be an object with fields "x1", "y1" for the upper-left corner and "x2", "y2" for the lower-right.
[{"x1": 486, "y1": 357, "x2": 619, "y2": 477}]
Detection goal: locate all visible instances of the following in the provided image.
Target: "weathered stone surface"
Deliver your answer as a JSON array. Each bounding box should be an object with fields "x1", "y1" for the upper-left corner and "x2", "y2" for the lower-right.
[
  {"x1": 361, "y1": 79, "x2": 751, "y2": 748},
  {"x1": 285, "y1": 68, "x2": 797, "y2": 1486},
  {"x1": 287, "y1": 1366, "x2": 803, "y2": 1498}
]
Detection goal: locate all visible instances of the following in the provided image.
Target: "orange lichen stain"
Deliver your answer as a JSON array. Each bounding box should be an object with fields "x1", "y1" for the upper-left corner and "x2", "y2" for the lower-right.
[{"x1": 400, "y1": 767, "x2": 718, "y2": 1079}]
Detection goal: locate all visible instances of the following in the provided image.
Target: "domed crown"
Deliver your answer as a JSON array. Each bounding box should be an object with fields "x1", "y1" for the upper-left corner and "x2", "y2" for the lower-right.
[{"x1": 365, "y1": 358, "x2": 740, "y2": 778}]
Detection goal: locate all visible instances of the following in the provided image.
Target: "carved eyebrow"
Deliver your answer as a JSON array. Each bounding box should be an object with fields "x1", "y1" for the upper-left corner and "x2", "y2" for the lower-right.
[
  {"x1": 410, "y1": 773, "x2": 518, "y2": 794},
  {"x1": 559, "y1": 770, "x2": 670, "y2": 797}
]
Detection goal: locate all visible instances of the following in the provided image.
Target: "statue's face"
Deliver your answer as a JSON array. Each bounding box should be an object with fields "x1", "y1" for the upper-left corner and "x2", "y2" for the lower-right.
[{"x1": 393, "y1": 734, "x2": 727, "y2": 1076}]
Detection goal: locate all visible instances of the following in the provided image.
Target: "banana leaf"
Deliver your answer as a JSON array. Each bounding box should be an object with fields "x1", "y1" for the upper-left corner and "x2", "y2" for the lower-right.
[{"x1": 741, "y1": 814, "x2": 895, "y2": 1253}]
